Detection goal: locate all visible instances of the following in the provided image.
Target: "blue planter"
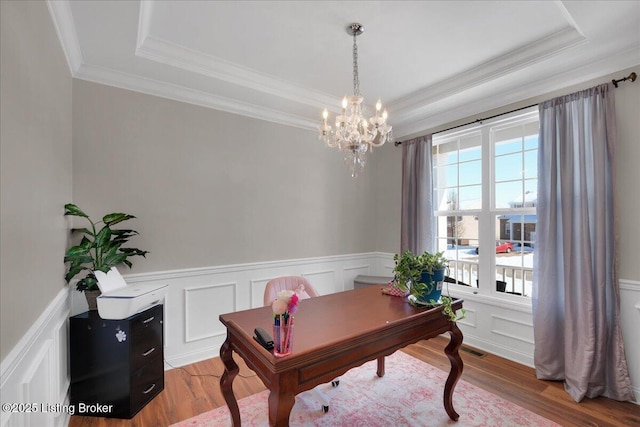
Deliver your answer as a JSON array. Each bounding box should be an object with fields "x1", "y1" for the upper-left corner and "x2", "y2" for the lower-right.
[{"x1": 418, "y1": 269, "x2": 445, "y2": 303}]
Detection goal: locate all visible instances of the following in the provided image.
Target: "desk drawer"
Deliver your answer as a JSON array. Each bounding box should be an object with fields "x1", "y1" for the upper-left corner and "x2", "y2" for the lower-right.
[
  {"x1": 130, "y1": 305, "x2": 163, "y2": 371},
  {"x1": 130, "y1": 355, "x2": 164, "y2": 416}
]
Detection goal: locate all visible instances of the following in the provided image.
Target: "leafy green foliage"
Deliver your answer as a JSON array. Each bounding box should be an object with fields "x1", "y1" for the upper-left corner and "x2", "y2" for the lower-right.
[
  {"x1": 63, "y1": 203, "x2": 148, "y2": 292},
  {"x1": 393, "y1": 250, "x2": 464, "y2": 322},
  {"x1": 440, "y1": 295, "x2": 466, "y2": 322},
  {"x1": 392, "y1": 250, "x2": 448, "y2": 295}
]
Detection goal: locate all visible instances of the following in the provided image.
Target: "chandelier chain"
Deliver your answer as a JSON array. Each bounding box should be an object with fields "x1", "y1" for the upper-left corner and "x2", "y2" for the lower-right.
[{"x1": 352, "y1": 32, "x2": 360, "y2": 96}]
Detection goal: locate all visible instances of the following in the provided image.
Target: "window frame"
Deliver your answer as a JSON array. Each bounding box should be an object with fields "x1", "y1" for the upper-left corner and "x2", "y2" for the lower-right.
[{"x1": 432, "y1": 107, "x2": 539, "y2": 302}]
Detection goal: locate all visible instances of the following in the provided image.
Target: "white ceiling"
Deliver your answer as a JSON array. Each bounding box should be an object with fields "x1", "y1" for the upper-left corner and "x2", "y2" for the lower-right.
[{"x1": 48, "y1": 1, "x2": 640, "y2": 138}]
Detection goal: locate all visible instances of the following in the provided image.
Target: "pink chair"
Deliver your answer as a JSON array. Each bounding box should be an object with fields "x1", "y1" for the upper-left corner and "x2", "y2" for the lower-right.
[
  {"x1": 263, "y1": 276, "x2": 337, "y2": 413},
  {"x1": 263, "y1": 275, "x2": 319, "y2": 307}
]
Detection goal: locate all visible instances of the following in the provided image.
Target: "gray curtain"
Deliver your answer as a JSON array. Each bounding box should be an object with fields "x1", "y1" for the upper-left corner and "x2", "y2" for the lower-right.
[
  {"x1": 400, "y1": 135, "x2": 435, "y2": 254},
  {"x1": 533, "y1": 83, "x2": 634, "y2": 402}
]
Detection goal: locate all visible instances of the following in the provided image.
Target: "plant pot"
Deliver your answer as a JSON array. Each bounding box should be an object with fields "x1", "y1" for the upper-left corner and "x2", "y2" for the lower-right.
[
  {"x1": 417, "y1": 268, "x2": 445, "y2": 303},
  {"x1": 84, "y1": 290, "x2": 101, "y2": 311}
]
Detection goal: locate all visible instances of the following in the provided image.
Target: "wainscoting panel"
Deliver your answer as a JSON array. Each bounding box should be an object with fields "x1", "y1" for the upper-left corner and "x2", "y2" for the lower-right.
[
  {"x1": 0, "y1": 287, "x2": 71, "y2": 427},
  {"x1": 20, "y1": 339, "x2": 52, "y2": 427},
  {"x1": 490, "y1": 314, "x2": 534, "y2": 352},
  {"x1": 447, "y1": 291, "x2": 536, "y2": 367},
  {"x1": 302, "y1": 269, "x2": 337, "y2": 295},
  {"x1": 341, "y1": 264, "x2": 371, "y2": 291},
  {"x1": 619, "y1": 279, "x2": 640, "y2": 403},
  {"x1": 458, "y1": 308, "x2": 477, "y2": 329},
  {"x1": 249, "y1": 277, "x2": 272, "y2": 308},
  {"x1": 184, "y1": 282, "x2": 237, "y2": 343}
]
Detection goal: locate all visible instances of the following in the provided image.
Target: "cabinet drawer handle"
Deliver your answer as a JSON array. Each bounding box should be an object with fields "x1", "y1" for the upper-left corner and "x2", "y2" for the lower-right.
[
  {"x1": 142, "y1": 347, "x2": 156, "y2": 357},
  {"x1": 143, "y1": 316, "x2": 155, "y2": 324},
  {"x1": 142, "y1": 383, "x2": 156, "y2": 394}
]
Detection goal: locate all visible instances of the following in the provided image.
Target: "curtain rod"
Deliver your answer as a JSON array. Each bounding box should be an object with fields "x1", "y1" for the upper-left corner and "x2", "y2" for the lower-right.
[{"x1": 394, "y1": 71, "x2": 637, "y2": 146}]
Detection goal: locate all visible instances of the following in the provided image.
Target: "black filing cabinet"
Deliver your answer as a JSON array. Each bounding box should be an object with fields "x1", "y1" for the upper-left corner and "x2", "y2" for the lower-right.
[{"x1": 69, "y1": 305, "x2": 164, "y2": 419}]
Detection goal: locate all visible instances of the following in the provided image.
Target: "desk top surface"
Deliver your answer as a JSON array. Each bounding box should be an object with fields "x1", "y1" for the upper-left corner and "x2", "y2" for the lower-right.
[{"x1": 219, "y1": 286, "x2": 462, "y2": 362}]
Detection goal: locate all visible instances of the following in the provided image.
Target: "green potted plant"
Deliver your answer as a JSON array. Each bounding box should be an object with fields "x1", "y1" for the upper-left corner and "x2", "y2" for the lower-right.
[
  {"x1": 393, "y1": 250, "x2": 464, "y2": 321},
  {"x1": 63, "y1": 203, "x2": 148, "y2": 309}
]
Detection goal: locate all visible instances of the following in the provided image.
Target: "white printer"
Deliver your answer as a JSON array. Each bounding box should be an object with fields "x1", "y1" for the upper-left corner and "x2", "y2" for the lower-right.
[{"x1": 95, "y1": 267, "x2": 167, "y2": 320}]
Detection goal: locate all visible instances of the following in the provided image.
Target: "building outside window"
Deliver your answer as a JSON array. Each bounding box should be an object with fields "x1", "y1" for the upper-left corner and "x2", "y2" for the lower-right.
[{"x1": 432, "y1": 108, "x2": 538, "y2": 299}]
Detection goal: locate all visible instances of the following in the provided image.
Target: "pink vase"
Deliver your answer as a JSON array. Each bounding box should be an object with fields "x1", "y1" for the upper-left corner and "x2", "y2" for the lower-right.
[{"x1": 273, "y1": 322, "x2": 294, "y2": 357}]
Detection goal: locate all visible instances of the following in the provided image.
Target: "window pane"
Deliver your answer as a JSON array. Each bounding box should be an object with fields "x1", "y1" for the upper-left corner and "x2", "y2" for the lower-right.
[
  {"x1": 495, "y1": 153, "x2": 522, "y2": 182},
  {"x1": 495, "y1": 137, "x2": 522, "y2": 156},
  {"x1": 458, "y1": 185, "x2": 482, "y2": 210},
  {"x1": 459, "y1": 146, "x2": 481, "y2": 162},
  {"x1": 439, "y1": 215, "x2": 479, "y2": 289},
  {"x1": 494, "y1": 214, "x2": 535, "y2": 297},
  {"x1": 435, "y1": 164, "x2": 458, "y2": 188},
  {"x1": 524, "y1": 180, "x2": 537, "y2": 200},
  {"x1": 524, "y1": 134, "x2": 538, "y2": 150},
  {"x1": 459, "y1": 160, "x2": 481, "y2": 186},
  {"x1": 456, "y1": 215, "x2": 479, "y2": 243},
  {"x1": 459, "y1": 133, "x2": 482, "y2": 159},
  {"x1": 436, "y1": 188, "x2": 458, "y2": 211},
  {"x1": 436, "y1": 141, "x2": 458, "y2": 165},
  {"x1": 495, "y1": 181, "x2": 522, "y2": 209}
]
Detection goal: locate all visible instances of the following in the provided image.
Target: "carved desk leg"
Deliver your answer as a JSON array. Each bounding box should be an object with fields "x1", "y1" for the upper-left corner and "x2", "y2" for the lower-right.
[
  {"x1": 443, "y1": 323, "x2": 464, "y2": 421},
  {"x1": 220, "y1": 337, "x2": 241, "y2": 426},
  {"x1": 267, "y1": 372, "x2": 296, "y2": 427},
  {"x1": 377, "y1": 356, "x2": 386, "y2": 377}
]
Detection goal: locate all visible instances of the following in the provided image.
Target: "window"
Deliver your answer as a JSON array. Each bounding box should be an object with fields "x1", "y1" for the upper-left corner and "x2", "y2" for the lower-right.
[{"x1": 433, "y1": 109, "x2": 538, "y2": 299}]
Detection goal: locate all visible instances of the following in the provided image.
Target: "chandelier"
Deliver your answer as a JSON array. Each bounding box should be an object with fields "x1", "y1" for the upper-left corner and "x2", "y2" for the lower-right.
[{"x1": 318, "y1": 23, "x2": 392, "y2": 177}]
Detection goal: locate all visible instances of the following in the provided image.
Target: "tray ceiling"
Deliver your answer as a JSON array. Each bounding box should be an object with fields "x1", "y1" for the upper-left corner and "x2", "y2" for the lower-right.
[{"x1": 48, "y1": 1, "x2": 640, "y2": 138}]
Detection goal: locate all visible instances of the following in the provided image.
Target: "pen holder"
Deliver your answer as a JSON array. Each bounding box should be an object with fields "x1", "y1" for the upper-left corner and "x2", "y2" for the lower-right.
[{"x1": 273, "y1": 322, "x2": 294, "y2": 357}]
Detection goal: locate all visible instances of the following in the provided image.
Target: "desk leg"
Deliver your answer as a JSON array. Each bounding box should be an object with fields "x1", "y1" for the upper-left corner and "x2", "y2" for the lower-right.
[
  {"x1": 376, "y1": 356, "x2": 385, "y2": 377},
  {"x1": 267, "y1": 378, "x2": 296, "y2": 427},
  {"x1": 220, "y1": 337, "x2": 241, "y2": 427},
  {"x1": 443, "y1": 323, "x2": 464, "y2": 421}
]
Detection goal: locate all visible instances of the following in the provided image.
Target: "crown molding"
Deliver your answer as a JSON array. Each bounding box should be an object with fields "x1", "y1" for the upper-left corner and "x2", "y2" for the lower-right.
[
  {"x1": 393, "y1": 47, "x2": 640, "y2": 139},
  {"x1": 390, "y1": 26, "x2": 586, "y2": 126},
  {"x1": 136, "y1": 35, "x2": 338, "y2": 110},
  {"x1": 46, "y1": 0, "x2": 84, "y2": 74},
  {"x1": 136, "y1": 0, "x2": 154, "y2": 51},
  {"x1": 74, "y1": 63, "x2": 318, "y2": 131}
]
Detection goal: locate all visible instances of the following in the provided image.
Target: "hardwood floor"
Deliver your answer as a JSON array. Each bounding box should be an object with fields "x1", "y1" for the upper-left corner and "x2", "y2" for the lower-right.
[{"x1": 68, "y1": 336, "x2": 639, "y2": 427}]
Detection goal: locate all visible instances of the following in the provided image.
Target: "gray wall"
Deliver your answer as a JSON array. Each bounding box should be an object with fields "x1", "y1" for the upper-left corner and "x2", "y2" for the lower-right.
[
  {"x1": 71, "y1": 80, "x2": 379, "y2": 273},
  {"x1": 615, "y1": 71, "x2": 640, "y2": 281},
  {"x1": 370, "y1": 143, "x2": 402, "y2": 255},
  {"x1": 0, "y1": 1, "x2": 73, "y2": 361}
]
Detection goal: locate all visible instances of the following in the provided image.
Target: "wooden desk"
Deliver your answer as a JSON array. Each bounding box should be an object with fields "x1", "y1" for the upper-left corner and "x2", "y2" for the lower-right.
[{"x1": 219, "y1": 286, "x2": 463, "y2": 426}]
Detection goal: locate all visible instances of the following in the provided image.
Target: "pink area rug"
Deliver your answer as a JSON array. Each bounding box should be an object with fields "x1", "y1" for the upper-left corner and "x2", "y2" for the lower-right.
[{"x1": 171, "y1": 351, "x2": 559, "y2": 427}]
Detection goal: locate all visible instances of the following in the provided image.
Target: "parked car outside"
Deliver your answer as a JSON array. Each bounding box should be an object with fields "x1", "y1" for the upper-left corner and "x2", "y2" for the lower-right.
[{"x1": 475, "y1": 241, "x2": 514, "y2": 254}]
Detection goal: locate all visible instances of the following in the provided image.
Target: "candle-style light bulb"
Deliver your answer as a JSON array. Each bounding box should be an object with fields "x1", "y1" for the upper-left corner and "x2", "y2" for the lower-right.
[
  {"x1": 382, "y1": 109, "x2": 388, "y2": 121},
  {"x1": 322, "y1": 109, "x2": 328, "y2": 122},
  {"x1": 376, "y1": 99, "x2": 382, "y2": 111},
  {"x1": 342, "y1": 96, "x2": 348, "y2": 110}
]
